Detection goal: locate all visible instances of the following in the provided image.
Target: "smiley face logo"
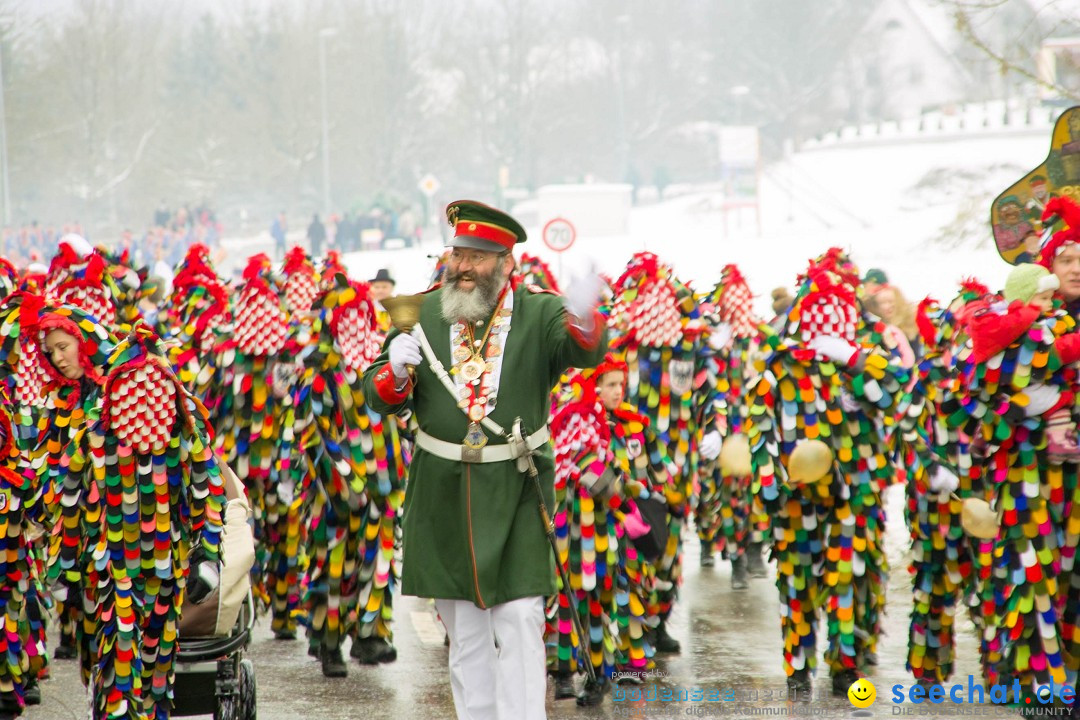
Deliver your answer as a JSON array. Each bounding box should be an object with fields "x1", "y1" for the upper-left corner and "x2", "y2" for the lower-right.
[{"x1": 848, "y1": 677, "x2": 876, "y2": 708}]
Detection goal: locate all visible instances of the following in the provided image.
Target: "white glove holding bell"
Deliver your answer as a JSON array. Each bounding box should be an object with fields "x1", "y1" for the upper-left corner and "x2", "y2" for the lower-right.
[
  {"x1": 699, "y1": 430, "x2": 722, "y2": 461},
  {"x1": 564, "y1": 260, "x2": 604, "y2": 321},
  {"x1": 928, "y1": 464, "x2": 959, "y2": 495},
  {"x1": 807, "y1": 335, "x2": 859, "y2": 366},
  {"x1": 389, "y1": 333, "x2": 422, "y2": 380},
  {"x1": 1021, "y1": 382, "x2": 1061, "y2": 417}
]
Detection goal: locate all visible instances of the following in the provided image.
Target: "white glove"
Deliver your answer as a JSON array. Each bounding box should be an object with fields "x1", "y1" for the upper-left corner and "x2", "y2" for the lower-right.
[
  {"x1": 807, "y1": 335, "x2": 859, "y2": 365},
  {"x1": 564, "y1": 261, "x2": 604, "y2": 321},
  {"x1": 928, "y1": 464, "x2": 959, "y2": 495},
  {"x1": 709, "y1": 323, "x2": 734, "y2": 351},
  {"x1": 699, "y1": 430, "x2": 722, "y2": 461},
  {"x1": 1022, "y1": 382, "x2": 1061, "y2": 417},
  {"x1": 389, "y1": 333, "x2": 422, "y2": 380}
]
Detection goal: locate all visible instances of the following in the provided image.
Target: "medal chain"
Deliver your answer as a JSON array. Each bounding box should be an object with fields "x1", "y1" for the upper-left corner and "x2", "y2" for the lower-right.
[{"x1": 453, "y1": 284, "x2": 511, "y2": 424}]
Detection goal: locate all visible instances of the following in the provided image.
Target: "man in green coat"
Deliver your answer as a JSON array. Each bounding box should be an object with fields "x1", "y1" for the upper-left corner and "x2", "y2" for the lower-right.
[{"x1": 362, "y1": 200, "x2": 607, "y2": 720}]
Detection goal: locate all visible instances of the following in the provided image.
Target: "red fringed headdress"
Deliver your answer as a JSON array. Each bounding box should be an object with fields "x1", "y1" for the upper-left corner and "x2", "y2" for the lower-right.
[{"x1": 1038, "y1": 196, "x2": 1080, "y2": 269}]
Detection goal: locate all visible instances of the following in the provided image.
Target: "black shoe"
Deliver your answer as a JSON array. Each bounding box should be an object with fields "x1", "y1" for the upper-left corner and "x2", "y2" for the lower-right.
[
  {"x1": 554, "y1": 673, "x2": 576, "y2": 700},
  {"x1": 831, "y1": 669, "x2": 862, "y2": 697},
  {"x1": 350, "y1": 636, "x2": 397, "y2": 664},
  {"x1": 576, "y1": 677, "x2": 610, "y2": 707},
  {"x1": 320, "y1": 645, "x2": 348, "y2": 678},
  {"x1": 747, "y1": 543, "x2": 769, "y2": 578},
  {"x1": 862, "y1": 650, "x2": 878, "y2": 666},
  {"x1": 24, "y1": 678, "x2": 41, "y2": 705},
  {"x1": 730, "y1": 554, "x2": 749, "y2": 590},
  {"x1": 307, "y1": 637, "x2": 319, "y2": 658},
  {"x1": 0, "y1": 690, "x2": 18, "y2": 714},
  {"x1": 916, "y1": 678, "x2": 940, "y2": 694},
  {"x1": 654, "y1": 622, "x2": 680, "y2": 654},
  {"x1": 787, "y1": 669, "x2": 812, "y2": 694},
  {"x1": 54, "y1": 637, "x2": 77, "y2": 660},
  {"x1": 700, "y1": 538, "x2": 715, "y2": 567},
  {"x1": 274, "y1": 627, "x2": 297, "y2": 641}
]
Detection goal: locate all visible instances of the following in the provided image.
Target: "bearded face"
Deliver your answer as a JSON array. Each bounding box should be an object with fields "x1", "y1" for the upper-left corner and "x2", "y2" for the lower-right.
[{"x1": 439, "y1": 250, "x2": 511, "y2": 323}]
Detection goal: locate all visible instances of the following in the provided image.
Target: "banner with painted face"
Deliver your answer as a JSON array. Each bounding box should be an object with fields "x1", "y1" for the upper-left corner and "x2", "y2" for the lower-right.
[{"x1": 992, "y1": 106, "x2": 1080, "y2": 264}]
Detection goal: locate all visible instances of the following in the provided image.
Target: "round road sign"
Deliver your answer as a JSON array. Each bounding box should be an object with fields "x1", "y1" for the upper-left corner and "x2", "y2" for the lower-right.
[{"x1": 542, "y1": 217, "x2": 576, "y2": 252}]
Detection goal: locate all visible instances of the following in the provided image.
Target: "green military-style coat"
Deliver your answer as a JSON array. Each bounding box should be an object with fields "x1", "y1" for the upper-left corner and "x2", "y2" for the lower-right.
[{"x1": 362, "y1": 285, "x2": 607, "y2": 608}]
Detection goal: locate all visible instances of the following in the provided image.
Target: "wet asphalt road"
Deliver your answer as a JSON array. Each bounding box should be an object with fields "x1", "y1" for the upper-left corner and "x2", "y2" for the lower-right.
[{"x1": 25, "y1": 485, "x2": 1035, "y2": 720}]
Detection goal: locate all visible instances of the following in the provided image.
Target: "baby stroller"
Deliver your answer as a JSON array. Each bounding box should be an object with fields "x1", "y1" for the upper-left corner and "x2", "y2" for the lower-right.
[{"x1": 173, "y1": 463, "x2": 258, "y2": 720}]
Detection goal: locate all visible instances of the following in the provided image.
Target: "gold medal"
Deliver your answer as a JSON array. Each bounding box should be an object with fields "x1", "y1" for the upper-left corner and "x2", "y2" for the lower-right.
[
  {"x1": 461, "y1": 357, "x2": 485, "y2": 382},
  {"x1": 468, "y1": 404, "x2": 485, "y2": 421}
]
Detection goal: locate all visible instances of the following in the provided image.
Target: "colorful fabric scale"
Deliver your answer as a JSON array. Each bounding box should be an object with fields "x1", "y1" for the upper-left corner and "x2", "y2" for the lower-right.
[
  {"x1": 286, "y1": 276, "x2": 407, "y2": 655},
  {"x1": 609, "y1": 252, "x2": 708, "y2": 622}
]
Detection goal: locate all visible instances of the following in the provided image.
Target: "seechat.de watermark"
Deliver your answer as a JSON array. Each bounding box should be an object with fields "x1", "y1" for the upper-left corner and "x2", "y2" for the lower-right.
[{"x1": 890, "y1": 676, "x2": 1075, "y2": 708}]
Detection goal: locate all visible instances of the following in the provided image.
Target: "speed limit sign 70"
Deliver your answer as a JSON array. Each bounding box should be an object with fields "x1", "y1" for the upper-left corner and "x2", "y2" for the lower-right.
[{"x1": 542, "y1": 217, "x2": 576, "y2": 253}]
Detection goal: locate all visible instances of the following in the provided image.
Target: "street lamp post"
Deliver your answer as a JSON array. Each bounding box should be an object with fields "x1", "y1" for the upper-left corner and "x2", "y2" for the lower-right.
[
  {"x1": 0, "y1": 39, "x2": 11, "y2": 226},
  {"x1": 318, "y1": 28, "x2": 338, "y2": 222}
]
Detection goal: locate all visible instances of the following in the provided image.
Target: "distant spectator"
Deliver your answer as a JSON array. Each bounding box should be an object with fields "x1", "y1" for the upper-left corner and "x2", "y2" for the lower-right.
[
  {"x1": 864, "y1": 284, "x2": 919, "y2": 363},
  {"x1": 271, "y1": 211, "x2": 288, "y2": 259},
  {"x1": 153, "y1": 200, "x2": 170, "y2": 228},
  {"x1": 369, "y1": 268, "x2": 395, "y2": 301},
  {"x1": 862, "y1": 268, "x2": 887, "y2": 297},
  {"x1": 307, "y1": 213, "x2": 326, "y2": 257},
  {"x1": 337, "y1": 212, "x2": 355, "y2": 252}
]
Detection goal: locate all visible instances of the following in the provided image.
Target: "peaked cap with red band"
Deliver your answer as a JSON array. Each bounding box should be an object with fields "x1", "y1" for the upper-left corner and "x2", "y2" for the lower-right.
[
  {"x1": 446, "y1": 200, "x2": 527, "y2": 253},
  {"x1": 1038, "y1": 196, "x2": 1080, "y2": 269}
]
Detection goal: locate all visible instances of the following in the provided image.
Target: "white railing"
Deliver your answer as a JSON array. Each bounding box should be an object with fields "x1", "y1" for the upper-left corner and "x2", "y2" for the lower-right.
[{"x1": 802, "y1": 99, "x2": 1059, "y2": 150}]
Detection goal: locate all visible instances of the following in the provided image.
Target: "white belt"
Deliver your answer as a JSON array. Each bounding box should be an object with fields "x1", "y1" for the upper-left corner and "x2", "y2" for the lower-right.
[{"x1": 415, "y1": 426, "x2": 550, "y2": 464}]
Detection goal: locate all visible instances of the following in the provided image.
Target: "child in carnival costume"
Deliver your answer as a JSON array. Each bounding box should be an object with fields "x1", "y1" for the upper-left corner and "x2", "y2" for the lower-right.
[
  {"x1": 0, "y1": 294, "x2": 56, "y2": 706},
  {"x1": 282, "y1": 247, "x2": 320, "y2": 316},
  {"x1": 897, "y1": 284, "x2": 986, "y2": 690},
  {"x1": 548, "y1": 353, "x2": 676, "y2": 701},
  {"x1": 745, "y1": 262, "x2": 908, "y2": 695},
  {"x1": 954, "y1": 269, "x2": 1080, "y2": 699},
  {"x1": 517, "y1": 254, "x2": 561, "y2": 293},
  {"x1": 696, "y1": 263, "x2": 769, "y2": 586},
  {"x1": 204, "y1": 254, "x2": 294, "y2": 637},
  {"x1": 0, "y1": 383, "x2": 48, "y2": 719},
  {"x1": 608, "y1": 252, "x2": 710, "y2": 654},
  {"x1": 283, "y1": 275, "x2": 406, "y2": 675},
  {"x1": 40, "y1": 311, "x2": 226, "y2": 720},
  {"x1": 28, "y1": 302, "x2": 117, "y2": 664},
  {"x1": 158, "y1": 244, "x2": 232, "y2": 396},
  {"x1": 46, "y1": 249, "x2": 120, "y2": 332}
]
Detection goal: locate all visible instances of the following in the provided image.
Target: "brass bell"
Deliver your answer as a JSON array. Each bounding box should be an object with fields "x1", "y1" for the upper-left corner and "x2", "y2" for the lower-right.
[
  {"x1": 786, "y1": 439, "x2": 834, "y2": 484},
  {"x1": 960, "y1": 497, "x2": 999, "y2": 540},
  {"x1": 380, "y1": 293, "x2": 426, "y2": 334},
  {"x1": 718, "y1": 432, "x2": 752, "y2": 477}
]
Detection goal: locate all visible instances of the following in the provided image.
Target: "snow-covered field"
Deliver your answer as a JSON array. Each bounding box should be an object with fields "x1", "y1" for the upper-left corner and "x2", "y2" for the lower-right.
[{"x1": 330, "y1": 127, "x2": 1051, "y2": 317}]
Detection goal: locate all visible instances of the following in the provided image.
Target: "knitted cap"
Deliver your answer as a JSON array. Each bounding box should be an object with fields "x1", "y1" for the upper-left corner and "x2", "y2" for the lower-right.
[{"x1": 1003, "y1": 263, "x2": 1059, "y2": 303}]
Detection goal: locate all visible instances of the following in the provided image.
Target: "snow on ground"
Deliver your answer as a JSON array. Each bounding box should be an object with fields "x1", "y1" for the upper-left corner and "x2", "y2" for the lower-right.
[{"x1": 328, "y1": 127, "x2": 1053, "y2": 318}]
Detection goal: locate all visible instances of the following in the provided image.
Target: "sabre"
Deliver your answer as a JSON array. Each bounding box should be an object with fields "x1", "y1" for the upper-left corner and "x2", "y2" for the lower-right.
[{"x1": 509, "y1": 418, "x2": 601, "y2": 691}]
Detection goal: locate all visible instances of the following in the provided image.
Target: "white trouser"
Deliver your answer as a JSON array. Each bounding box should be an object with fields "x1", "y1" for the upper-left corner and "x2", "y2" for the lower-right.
[{"x1": 435, "y1": 596, "x2": 547, "y2": 720}]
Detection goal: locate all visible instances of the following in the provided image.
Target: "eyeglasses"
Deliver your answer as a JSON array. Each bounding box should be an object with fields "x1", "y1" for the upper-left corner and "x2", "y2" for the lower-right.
[{"x1": 449, "y1": 249, "x2": 506, "y2": 267}]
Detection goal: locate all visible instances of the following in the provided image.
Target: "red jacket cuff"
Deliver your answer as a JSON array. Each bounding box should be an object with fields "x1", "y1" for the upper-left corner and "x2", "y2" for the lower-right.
[
  {"x1": 373, "y1": 365, "x2": 412, "y2": 404},
  {"x1": 1056, "y1": 333, "x2": 1080, "y2": 366},
  {"x1": 567, "y1": 310, "x2": 606, "y2": 351}
]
